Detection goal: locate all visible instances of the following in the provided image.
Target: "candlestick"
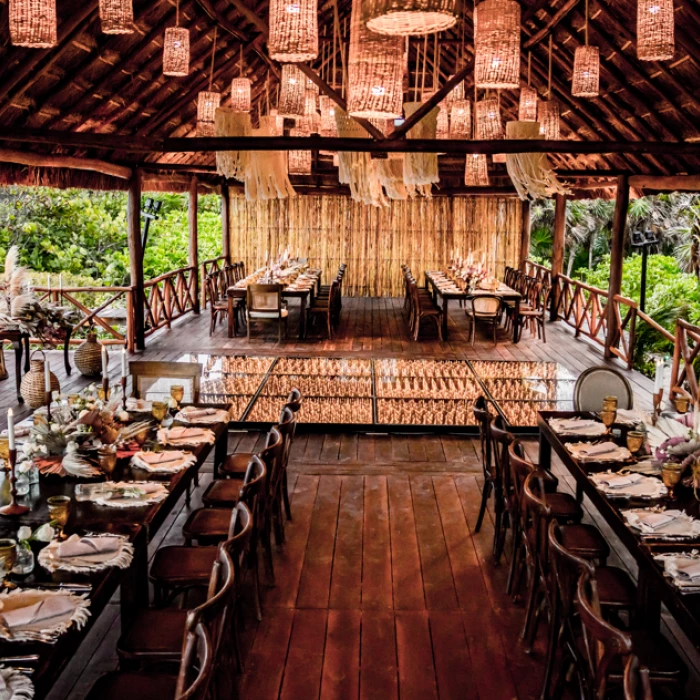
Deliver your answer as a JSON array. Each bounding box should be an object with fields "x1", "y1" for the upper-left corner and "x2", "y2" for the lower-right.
[
  {"x1": 0, "y1": 448, "x2": 29, "y2": 516},
  {"x1": 6, "y1": 410, "x2": 14, "y2": 452},
  {"x1": 121, "y1": 376, "x2": 128, "y2": 412}
]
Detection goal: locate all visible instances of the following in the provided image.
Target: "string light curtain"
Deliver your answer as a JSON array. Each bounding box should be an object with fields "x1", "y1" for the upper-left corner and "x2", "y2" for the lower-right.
[
  {"x1": 474, "y1": 0, "x2": 520, "y2": 89},
  {"x1": 465, "y1": 154, "x2": 489, "y2": 186},
  {"x1": 268, "y1": 0, "x2": 318, "y2": 62},
  {"x1": 638, "y1": 0, "x2": 674, "y2": 61},
  {"x1": 363, "y1": 0, "x2": 458, "y2": 35},
  {"x1": 347, "y1": 0, "x2": 404, "y2": 119},
  {"x1": 278, "y1": 64, "x2": 306, "y2": 116},
  {"x1": 475, "y1": 97, "x2": 503, "y2": 140},
  {"x1": 449, "y1": 100, "x2": 471, "y2": 137},
  {"x1": 99, "y1": 0, "x2": 134, "y2": 34},
  {"x1": 572, "y1": 0, "x2": 600, "y2": 97},
  {"x1": 9, "y1": 0, "x2": 57, "y2": 47}
]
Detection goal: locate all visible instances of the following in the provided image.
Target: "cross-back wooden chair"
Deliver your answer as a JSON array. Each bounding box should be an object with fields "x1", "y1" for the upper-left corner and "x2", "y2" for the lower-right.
[
  {"x1": 130, "y1": 360, "x2": 202, "y2": 403},
  {"x1": 472, "y1": 396, "x2": 494, "y2": 534},
  {"x1": 205, "y1": 273, "x2": 229, "y2": 336},
  {"x1": 487, "y1": 415, "x2": 514, "y2": 565}
]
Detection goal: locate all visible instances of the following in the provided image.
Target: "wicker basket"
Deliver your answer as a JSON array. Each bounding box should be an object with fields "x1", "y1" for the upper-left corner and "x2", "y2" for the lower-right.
[
  {"x1": 0, "y1": 342, "x2": 7, "y2": 381},
  {"x1": 75, "y1": 331, "x2": 105, "y2": 378},
  {"x1": 20, "y1": 350, "x2": 60, "y2": 408}
]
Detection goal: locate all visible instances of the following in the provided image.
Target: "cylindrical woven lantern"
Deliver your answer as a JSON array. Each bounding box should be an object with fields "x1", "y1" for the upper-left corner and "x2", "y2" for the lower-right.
[
  {"x1": 449, "y1": 100, "x2": 471, "y2": 138},
  {"x1": 197, "y1": 91, "x2": 221, "y2": 136},
  {"x1": 572, "y1": 45, "x2": 600, "y2": 97},
  {"x1": 347, "y1": 0, "x2": 404, "y2": 119},
  {"x1": 474, "y1": 0, "x2": 521, "y2": 89},
  {"x1": 319, "y1": 96, "x2": 339, "y2": 137},
  {"x1": 231, "y1": 77, "x2": 251, "y2": 112},
  {"x1": 9, "y1": 0, "x2": 57, "y2": 47},
  {"x1": 262, "y1": 111, "x2": 285, "y2": 136},
  {"x1": 445, "y1": 76, "x2": 465, "y2": 105},
  {"x1": 363, "y1": 0, "x2": 458, "y2": 36},
  {"x1": 268, "y1": 0, "x2": 319, "y2": 62},
  {"x1": 288, "y1": 128, "x2": 312, "y2": 174},
  {"x1": 493, "y1": 153, "x2": 507, "y2": 163},
  {"x1": 465, "y1": 154, "x2": 489, "y2": 186},
  {"x1": 304, "y1": 89, "x2": 318, "y2": 116},
  {"x1": 518, "y1": 85, "x2": 538, "y2": 121},
  {"x1": 538, "y1": 100, "x2": 560, "y2": 139},
  {"x1": 475, "y1": 97, "x2": 503, "y2": 140},
  {"x1": 638, "y1": 0, "x2": 674, "y2": 61},
  {"x1": 278, "y1": 64, "x2": 306, "y2": 116},
  {"x1": 100, "y1": 0, "x2": 134, "y2": 34},
  {"x1": 436, "y1": 107, "x2": 448, "y2": 139},
  {"x1": 163, "y1": 27, "x2": 190, "y2": 76}
]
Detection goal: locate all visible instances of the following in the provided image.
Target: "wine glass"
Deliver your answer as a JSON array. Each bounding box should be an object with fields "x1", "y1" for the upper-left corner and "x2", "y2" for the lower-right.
[
  {"x1": 0, "y1": 539, "x2": 17, "y2": 587},
  {"x1": 626, "y1": 430, "x2": 645, "y2": 454},
  {"x1": 151, "y1": 401, "x2": 167, "y2": 425},
  {"x1": 170, "y1": 385, "x2": 185, "y2": 405},
  {"x1": 674, "y1": 396, "x2": 691, "y2": 414},
  {"x1": 600, "y1": 409, "x2": 617, "y2": 433},
  {"x1": 47, "y1": 495, "x2": 71, "y2": 539},
  {"x1": 602, "y1": 396, "x2": 618, "y2": 412},
  {"x1": 661, "y1": 463, "x2": 684, "y2": 500}
]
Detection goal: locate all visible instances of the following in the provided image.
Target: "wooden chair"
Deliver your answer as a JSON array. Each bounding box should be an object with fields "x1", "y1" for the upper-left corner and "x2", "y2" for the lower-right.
[
  {"x1": 275, "y1": 405, "x2": 297, "y2": 531},
  {"x1": 307, "y1": 280, "x2": 339, "y2": 338},
  {"x1": 246, "y1": 283, "x2": 288, "y2": 341},
  {"x1": 574, "y1": 366, "x2": 634, "y2": 411},
  {"x1": 624, "y1": 656, "x2": 653, "y2": 700},
  {"x1": 466, "y1": 294, "x2": 503, "y2": 346},
  {"x1": 487, "y1": 416, "x2": 514, "y2": 566},
  {"x1": 515, "y1": 281, "x2": 550, "y2": 342},
  {"x1": 130, "y1": 360, "x2": 202, "y2": 403},
  {"x1": 577, "y1": 571, "x2": 686, "y2": 699},
  {"x1": 473, "y1": 396, "x2": 494, "y2": 534},
  {"x1": 409, "y1": 281, "x2": 443, "y2": 341},
  {"x1": 86, "y1": 615, "x2": 213, "y2": 700},
  {"x1": 205, "y1": 274, "x2": 229, "y2": 336}
]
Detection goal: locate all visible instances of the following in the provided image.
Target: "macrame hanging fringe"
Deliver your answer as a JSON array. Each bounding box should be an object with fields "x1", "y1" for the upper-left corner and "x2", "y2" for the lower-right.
[
  {"x1": 402, "y1": 102, "x2": 439, "y2": 191},
  {"x1": 215, "y1": 109, "x2": 251, "y2": 180},
  {"x1": 243, "y1": 118, "x2": 296, "y2": 201}
]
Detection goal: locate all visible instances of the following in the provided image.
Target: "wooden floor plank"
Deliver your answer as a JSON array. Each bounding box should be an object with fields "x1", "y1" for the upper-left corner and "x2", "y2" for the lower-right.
[
  {"x1": 395, "y1": 610, "x2": 439, "y2": 700},
  {"x1": 429, "y1": 610, "x2": 479, "y2": 700},
  {"x1": 320, "y1": 609, "x2": 361, "y2": 700},
  {"x1": 279, "y1": 609, "x2": 328, "y2": 700},
  {"x1": 360, "y1": 611, "x2": 398, "y2": 700},
  {"x1": 362, "y1": 476, "x2": 393, "y2": 610}
]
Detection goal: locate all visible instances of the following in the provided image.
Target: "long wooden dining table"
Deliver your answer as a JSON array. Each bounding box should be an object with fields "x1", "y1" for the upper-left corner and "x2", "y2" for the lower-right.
[
  {"x1": 423, "y1": 271, "x2": 523, "y2": 342},
  {"x1": 539, "y1": 410, "x2": 700, "y2": 651},
  {"x1": 0, "y1": 414, "x2": 228, "y2": 698}
]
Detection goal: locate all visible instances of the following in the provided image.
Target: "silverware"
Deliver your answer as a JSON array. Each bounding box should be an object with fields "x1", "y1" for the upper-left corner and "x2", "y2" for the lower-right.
[
  {"x1": 21, "y1": 582, "x2": 92, "y2": 591},
  {"x1": 0, "y1": 656, "x2": 40, "y2": 664}
]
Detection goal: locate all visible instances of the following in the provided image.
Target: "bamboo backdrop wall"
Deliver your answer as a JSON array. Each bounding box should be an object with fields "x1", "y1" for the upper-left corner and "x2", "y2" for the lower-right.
[{"x1": 229, "y1": 195, "x2": 523, "y2": 297}]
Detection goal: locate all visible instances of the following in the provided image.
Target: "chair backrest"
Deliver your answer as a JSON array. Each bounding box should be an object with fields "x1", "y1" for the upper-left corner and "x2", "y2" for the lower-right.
[
  {"x1": 522, "y1": 469, "x2": 558, "y2": 572},
  {"x1": 488, "y1": 415, "x2": 514, "y2": 497},
  {"x1": 577, "y1": 571, "x2": 634, "y2": 700},
  {"x1": 471, "y1": 295, "x2": 502, "y2": 316},
  {"x1": 175, "y1": 617, "x2": 213, "y2": 700},
  {"x1": 247, "y1": 284, "x2": 283, "y2": 314},
  {"x1": 286, "y1": 388, "x2": 302, "y2": 413},
  {"x1": 130, "y1": 360, "x2": 202, "y2": 403},
  {"x1": 508, "y1": 439, "x2": 536, "y2": 526},
  {"x1": 226, "y1": 501, "x2": 254, "y2": 575},
  {"x1": 473, "y1": 396, "x2": 493, "y2": 478},
  {"x1": 277, "y1": 405, "x2": 297, "y2": 468},
  {"x1": 238, "y1": 455, "x2": 267, "y2": 520},
  {"x1": 259, "y1": 426, "x2": 285, "y2": 502},
  {"x1": 205, "y1": 274, "x2": 220, "y2": 309},
  {"x1": 574, "y1": 366, "x2": 634, "y2": 411},
  {"x1": 623, "y1": 655, "x2": 652, "y2": 700}
]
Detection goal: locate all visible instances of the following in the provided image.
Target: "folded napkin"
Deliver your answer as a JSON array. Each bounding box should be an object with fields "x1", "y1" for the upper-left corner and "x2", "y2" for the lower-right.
[
  {"x1": 580, "y1": 442, "x2": 620, "y2": 457},
  {"x1": 139, "y1": 451, "x2": 187, "y2": 466},
  {"x1": 181, "y1": 407, "x2": 217, "y2": 419},
  {"x1": 551, "y1": 418, "x2": 607, "y2": 436},
  {"x1": 615, "y1": 409, "x2": 646, "y2": 426},
  {"x1": 166, "y1": 427, "x2": 207, "y2": 439},
  {"x1": 636, "y1": 511, "x2": 678, "y2": 530},
  {"x1": 675, "y1": 559, "x2": 700, "y2": 581},
  {"x1": 597, "y1": 472, "x2": 644, "y2": 489},
  {"x1": 57, "y1": 535, "x2": 120, "y2": 559},
  {"x1": 0, "y1": 596, "x2": 75, "y2": 630}
]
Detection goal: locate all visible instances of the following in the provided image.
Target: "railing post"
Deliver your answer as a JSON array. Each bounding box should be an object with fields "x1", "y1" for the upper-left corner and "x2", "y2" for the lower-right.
[
  {"x1": 127, "y1": 168, "x2": 145, "y2": 351},
  {"x1": 627, "y1": 306, "x2": 638, "y2": 370},
  {"x1": 605, "y1": 174, "x2": 629, "y2": 359},
  {"x1": 519, "y1": 200, "x2": 531, "y2": 272},
  {"x1": 550, "y1": 194, "x2": 567, "y2": 321},
  {"x1": 670, "y1": 319, "x2": 682, "y2": 399},
  {"x1": 126, "y1": 289, "x2": 135, "y2": 353},
  {"x1": 188, "y1": 176, "x2": 200, "y2": 315},
  {"x1": 221, "y1": 181, "x2": 231, "y2": 265}
]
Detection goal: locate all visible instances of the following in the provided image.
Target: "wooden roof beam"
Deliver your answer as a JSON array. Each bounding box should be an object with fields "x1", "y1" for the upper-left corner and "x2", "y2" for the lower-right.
[
  {"x1": 0, "y1": 148, "x2": 131, "y2": 179},
  {"x1": 523, "y1": 0, "x2": 580, "y2": 50}
]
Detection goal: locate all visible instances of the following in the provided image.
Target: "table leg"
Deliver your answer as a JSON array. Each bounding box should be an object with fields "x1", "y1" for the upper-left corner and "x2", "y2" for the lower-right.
[
  {"x1": 121, "y1": 533, "x2": 149, "y2": 626},
  {"x1": 63, "y1": 328, "x2": 72, "y2": 375},
  {"x1": 539, "y1": 432, "x2": 552, "y2": 472},
  {"x1": 227, "y1": 296, "x2": 235, "y2": 338},
  {"x1": 513, "y1": 298, "x2": 521, "y2": 343},
  {"x1": 299, "y1": 295, "x2": 307, "y2": 340},
  {"x1": 12, "y1": 340, "x2": 23, "y2": 403},
  {"x1": 214, "y1": 428, "x2": 228, "y2": 479},
  {"x1": 636, "y1": 570, "x2": 661, "y2": 632},
  {"x1": 442, "y1": 297, "x2": 450, "y2": 340},
  {"x1": 22, "y1": 335, "x2": 30, "y2": 372}
]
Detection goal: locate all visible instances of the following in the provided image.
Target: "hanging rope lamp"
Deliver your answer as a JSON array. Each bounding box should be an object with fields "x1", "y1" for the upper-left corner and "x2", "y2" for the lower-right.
[
  {"x1": 519, "y1": 54, "x2": 537, "y2": 121},
  {"x1": 572, "y1": 0, "x2": 600, "y2": 97},
  {"x1": 288, "y1": 127, "x2": 312, "y2": 174},
  {"x1": 638, "y1": 0, "x2": 674, "y2": 61},
  {"x1": 99, "y1": 0, "x2": 134, "y2": 34},
  {"x1": 465, "y1": 154, "x2": 490, "y2": 186},
  {"x1": 475, "y1": 97, "x2": 503, "y2": 140},
  {"x1": 347, "y1": 0, "x2": 404, "y2": 119},
  {"x1": 363, "y1": 0, "x2": 458, "y2": 36},
  {"x1": 9, "y1": 0, "x2": 57, "y2": 47},
  {"x1": 449, "y1": 100, "x2": 471, "y2": 138},
  {"x1": 474, "y1": 0, "x2": 520, "y2": 89},
  {"x1": 278, "y1": 64, "x2": 306, "y2": 116},
  {"x1": 230, "y1": 46, "x2": 251, "y2": 112},
  {"x1": 268, "y1": 0, "x2": 318, "y2": 62},
  {"x1": 436, "y1": 106, "x2": 449, "y2": 139},
  {"x1": 319, "y1": 96, "x2": 339, "y2": 136},
  {"x1": 197, "y1": 29, "x2": 220, "y2": 137},
  {"x1": 538, "y1": 37, "x2": 560, "y2": 139},
  {"x1": 163, "y1": 2, "x2": 189, "y2": 76}
]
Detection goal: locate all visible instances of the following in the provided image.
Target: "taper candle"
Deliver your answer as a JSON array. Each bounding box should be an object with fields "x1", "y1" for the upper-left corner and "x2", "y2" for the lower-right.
[
  {"x1": 121, "y1": 347, "x2": 127, "y2": 378},
  {"x1": 102, "y1": 344, "x2": 108, "y2": 378},
  {"x1": 7, "y1": 410, "x2": 14, "y2": 451},
  {"x1": 44, "y1": 358, "x2": 51, "y2": 394}
]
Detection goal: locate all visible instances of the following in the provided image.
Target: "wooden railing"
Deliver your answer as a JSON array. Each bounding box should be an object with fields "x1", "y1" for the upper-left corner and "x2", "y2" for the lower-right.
[
  {"x1": 200, "y1": 256, "x2": 228, "y2": 308},
  {"x1": 670, "y1": 319, "x2": 700, "y2": 402},
  {"x1": 554, "y1": 274, "x2": 609, "y2": 349},
  {"x1": 523, "y1": 260, "x2": 552, "y2": 286},
  {"x1": 143, "y1": 266, "x2": 198, "y2": 341}
]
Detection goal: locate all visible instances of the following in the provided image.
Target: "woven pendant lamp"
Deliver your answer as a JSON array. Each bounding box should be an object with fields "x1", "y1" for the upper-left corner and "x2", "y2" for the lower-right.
[
  {"x1": 572, "y1": 0, "x2": 600, "y2": 97},
  {"x1": 474, "y1": 0, "x2": 520, "y2": 89},
  {"x1": 519, "y1": 86, "x2": 537, "y2": 121},
  {"x1": 288, "y1": 128, "x2": 312, "y2": 174},
  {"x1": 268, "y1": 0, "x2": 319, "y2": 62},
  {"x1": 319, "y1": 96, "x2": 339, "y2": 137},
  {"x1": 449, "y1": 100, "x2": 471, "y2": 138},
  {"x1": 304, "y1": 89, "x2": 318, "y2": 116},
  {"x1": 9, "y1": 0, "x2": 57, "y2": 47},
  {"x1": 163, "y1": 1, "x2": 189, "y2": 76},
  {"x1": 264, "y1": 111, "x2": 285, "y2": 136},
  {"x1": 638, "y1": 0, "x2": 674, "y2": 61},
  {"x1": 445, "y1": 76, "x2": 465, "y2": 106},
  {"x1": 475, "y1": 97, "x2": 502, "y2": 140},
  {"x1": 231, "y1": 78, "x2": 251, "y2": 112},
  {"x1": 197, "y1": 91, "x2": 221, "y2": 135},
  {"x1": 538, "y1": 100, "x2": 560, "y2": 139},
  {"x1": 436, "y1": 106, "x2": 449, "y2": 139},
  {"x1": 278, "y1": 64, "x2": 306, "y2": 116},
  {"x1": 363, "y1": 0, "x2": 458, "y2": 36},
  {"x1": 347, "y1": 0, "x2": 404, "y2": 119},
  {"x1": 465, "y1": 154, "x2": 489, "y2": 186},
  {"x1": 100, "y1": 0, "x2": 134, "y2": 34}
]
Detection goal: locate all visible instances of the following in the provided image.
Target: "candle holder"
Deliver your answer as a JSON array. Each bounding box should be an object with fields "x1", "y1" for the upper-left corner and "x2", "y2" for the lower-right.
[
  {"x1": 652, "y1": 389, "x2": 664, "y2": 426},
  {"x1": 102, "y1": 376, "x2": 110, "y2": 402},
  {"x1": 0, "y1": 449, "x2": 30, "y2": 517},
  {"x1": 121, "y1": 377, "x2": 128, "y2": 412},
  {"x1": 45, "y1": 390, "x2": 52, "y2": 422}
]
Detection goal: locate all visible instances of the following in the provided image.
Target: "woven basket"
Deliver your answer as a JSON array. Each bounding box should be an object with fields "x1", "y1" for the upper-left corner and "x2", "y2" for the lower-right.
[
  {"x1": 74, "y1": 331, "x2": 105, "y2": 378},
  {"x1": 0, "y1": 342, "x2": 7, "y2": 381},
  {"x1": 20, "y1": 350, "x2": 60, "y2": 408}
]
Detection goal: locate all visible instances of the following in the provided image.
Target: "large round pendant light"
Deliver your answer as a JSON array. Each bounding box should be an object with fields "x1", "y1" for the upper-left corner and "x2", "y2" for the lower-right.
[
  {"x1": 474, "y1": 0, "x2": 520, "y2": 89},
  {"x1": 100, "y1": 0, "x2": 134, "y2": 34},
  {"x1": 465, "y1": 154, "x2": 489, "y2": 186},
  {"x1": 363, "y1": 0, "x2": 458, "y2": 36},
  {"x1": 268, "y1": 0, "x2": 319, "y2": 62},
  {"x1": 347, "y1": 0, "x2": 404, "y2": 119},
  {"x1": 278, "y1": 64, "x2": 306, "y2": 116},
  {"x1": 637, "y1": 0, "x2": 674, "y2": 61},
  {"x1": 9, "y1": 0, "x2": 57, "y2": 47}
]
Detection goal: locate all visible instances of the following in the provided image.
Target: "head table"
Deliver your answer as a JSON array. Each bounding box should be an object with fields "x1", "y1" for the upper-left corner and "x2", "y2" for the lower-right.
[{"x1": 0, "y1": 408, "x2": 228, "y2": 699}]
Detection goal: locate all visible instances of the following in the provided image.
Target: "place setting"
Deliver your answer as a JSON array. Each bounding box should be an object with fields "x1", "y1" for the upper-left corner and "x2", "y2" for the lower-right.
[
  {"x1": 173, "y1": 405, "x2": 231, "y2": 425},
  {"x1": 130, "y1": 449, "x2": 196, "y2": 474},
  {"x1": 37, "y1": 534, "x2": 133, "y2": 574},
  {"x1": 156, "y1": 426, "x2": 216, "y2": 447},
  {"x1": 74, "y1": 481, "x2": 169, "y2": 509}
]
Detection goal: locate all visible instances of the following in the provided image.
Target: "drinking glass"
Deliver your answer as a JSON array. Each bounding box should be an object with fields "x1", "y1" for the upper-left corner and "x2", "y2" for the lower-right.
[
  {"x1": 170, "y1": 385, "x2": 185, "y2": 405},
  {"x1": 98, "y1": 447, "x2": 118, "y2": 479},
  {"x1": 661, "y1": 462, "x2": 684, "y2": 500},
  {"x1": 674, "y1": 396, "x2": 691, "y2": 414},
  {"x1": 151, "y1": 401, "x2": 167, "y2": 424},
  {"x1": 626, "y1": 430, "x2": 645, "y2": 454},
  {"x1": 0, "y1": 539, "x2": 17, "y2": 584},
  {"x1": 47, "y1": 495, "x2": 71, "y2": 538},
  {"x1": 600, "y1": 409, "x2": 617, "y2": 432},
  {"x1": 602, "y1": 396, "x2": 618, "y2": 411}
]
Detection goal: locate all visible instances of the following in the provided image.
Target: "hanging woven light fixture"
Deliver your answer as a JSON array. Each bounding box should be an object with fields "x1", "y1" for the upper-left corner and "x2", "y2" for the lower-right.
[
  {"x1": 197, "y1": 91, "x2": 221, "y2": 136},
  {"x1": 319, "y1": 96, "x2": 339, "y2": 137},
  {"x1": 519, "y1": 86, "x2": 538, "y2": 121},
  {"x1": 445, "y1": 76, "x2": 465, "y2": 106},
  {"x1": 638, "y1": 0, "x2": 674, "y2": 61},
  {"x1": 268, "y1": 0, "x2": 318, "y2": 62},
  {"x1": 230, "y1": 46, "x2": 251, "y2": 112},
  {"x1": 436, "y1": 107, "x2": 449, "y2": 139},
  {"x1": 347, "y1": 0, "x2": 404, "y2": 119},
  {"x1": 363, "y1": 0, "x2": 458, "y2": 36},
  {"x1": 475, "y1": 97, "x2": 503, "y2": 140},
  {"x1": 288, "y1": 128, "x2": 312, "y2": 174},
  {"x1": 465, "y1": 154, "x2": 489, "y2": 186},
  {"x1": 474, "y1": 0, "x2": 520, "y2": 89},
  {"x1": 572, "y1": 0, "x2": 600, "y2": 97},
  {"x1": 539, "y1": 36, "x2": 560, "y2": 139},
  {"x1": 9, "y1": 0, "x2": 57, "y2": 47},
  {"x1": 99, "y1": 0, "x2": 134, "y2": 34},
  {"x1": 264, "y1": 111, "x2": 285, "y2": 136},
  {"x1": 449, "y1": 100, "x2": 471, "y2": 137},
  {"x1": 163, "y1": 1, "x2": 189, "y2": 76},
  {"x1": 278, "y1": 64, "x2": 306, "y2": 116}
]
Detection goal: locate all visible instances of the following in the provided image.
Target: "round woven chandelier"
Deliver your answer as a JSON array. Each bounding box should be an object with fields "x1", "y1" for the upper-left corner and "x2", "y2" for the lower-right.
[
  {"x1": 637, "y1": 0, "x2": 674, "y2": 61},
  {"x1": 231, "y1": 78, "x2": 251, "y2": 112},
  {"x1": 9, "y1": 0, "x2": 57, "y2": 47},
  {"x1": 347, "y1": 0, "x2": 404, "y2": 119},
  {"x1": 163, "y1": 27, "x2": 190, "y2": 76},
  {"x1": 197, "y1": 91, "x2": 221, "y2": 136},
  {"x1": 268, "y1": 0, "x2": 319, "y2": 62},
  {"x1": 538, "y1": 100, "x2": 560, "y2": 140},
  {"x1": 362, "y1": 0, "x2": 459, "y2": 36},
  {"x1": 449, "y1": 100, "x2": 471, "y2": 138},
  {"x1": 572, "y1": 45, "x2": 600, "y2": 97},
  {"x1": 475, "y1": 97, "x2": 503, "y2": 140},
  {"x1": 278, "y1": 64, "x2": 306, "y2": 116},
  {"x1": 518, "y1": 86, "x2": 537, "y2": 121},
  {"x1": 474, "y1": 0, "x2": 521, "y2": 89},
  {"x1": 465, "y1": 154, "x2": 489, "y2": 186},
  {"x1": 99, "y1": 0, "x2": 134, "y2": 34}
]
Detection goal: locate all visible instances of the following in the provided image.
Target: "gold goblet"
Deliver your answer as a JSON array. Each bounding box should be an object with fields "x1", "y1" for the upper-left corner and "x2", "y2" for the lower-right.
[
  {"x1": 47, "y1": 495, "x2": 71, "y2": 539},
  {"x1": 170, "y1": 385, "x2": 184, "y2": 405},
  {"x1": 661, "y1": 462, "x2": 684, "y2": 500},
  {"x1": 600, "y1": 409, "x2": 617, "y2": 432},
  {"x1": 626, "y1": 430, "x2": 645, "y2": 454},
  {"x1": 0, "y1": 438, "x2": 9, "y2": 463},
  {"x1": 602, "y1": 396, "x2": 618, "y2": 411},
  {"x1": 151, "y1": 401, "x2": 167, "y2": 425},
  {"x1": 674, "y1": 396, "x2": 691, "y2": 414},
  {"x1": 97, "y1": 447, "x2": 118, "y2": 478},
  {"x1": 0, "y1": 539, "x2": 17, "y2": 586}
]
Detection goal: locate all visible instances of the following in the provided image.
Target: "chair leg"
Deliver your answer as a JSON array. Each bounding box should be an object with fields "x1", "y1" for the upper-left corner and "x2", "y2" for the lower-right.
[
  {"x1": 474, "y1": 480, "x2": 491, "y2": 533},
  {"x1": 492, "y1": 319, "x2": 497, "y2": 346},
  {"x1": 520, "y1": 558, "x2": 540, "y2": 642},
  {"x1": 540, "y1": 588, "x2": 561, "y2": 700},
  {"x1": 282, "y1": 471, "x2": 293, "y2": 521},
  {"x1": 506, "y1": 520, "x2": 521, "y2": 595}
]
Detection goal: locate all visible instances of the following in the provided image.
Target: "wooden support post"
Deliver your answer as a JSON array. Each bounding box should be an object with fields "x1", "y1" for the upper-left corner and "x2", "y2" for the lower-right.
[
  {"x1": 550, "y1": 193, "x2": 567, "y2": 321},
  {"x1": 519, "y1": 199, "x2": 531, "y2": 271},
  {"x1": 127, "y1": 168, "x2": 145, "y2": 351},
  {"x1": 221, "y1": 181, "x2": 231, "y2": 264},
  {"x1": 188, "y1": 176, "x2": 200, "y2": 314},
  {"x1": 605, "y1": 174, "x2": 630, "y2": 359}
]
